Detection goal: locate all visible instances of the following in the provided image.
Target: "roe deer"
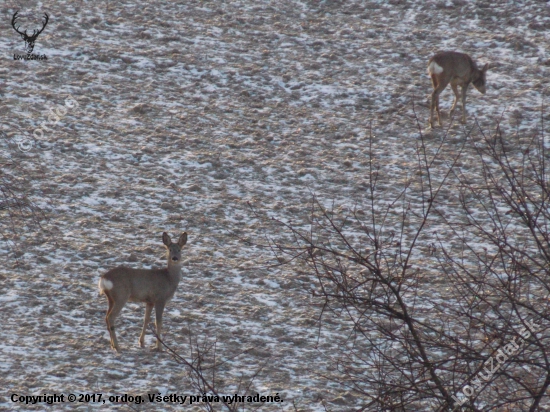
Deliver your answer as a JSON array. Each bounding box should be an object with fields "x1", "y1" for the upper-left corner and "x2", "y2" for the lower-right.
[
  {"x1": 428, "y1": 51, "x2": 489, "y2": 127},
  {"x1": 98, "y1": 232, "x2": 188, "y2": 352}
]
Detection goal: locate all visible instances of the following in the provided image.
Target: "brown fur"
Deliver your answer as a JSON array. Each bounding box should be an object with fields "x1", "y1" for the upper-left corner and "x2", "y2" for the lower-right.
[
  {"x1": 98, "y1": 232, "x2": 187, "y2": 352},
  {"x1": 428, "y1": 51, "x2": 489, "y2": 127}
]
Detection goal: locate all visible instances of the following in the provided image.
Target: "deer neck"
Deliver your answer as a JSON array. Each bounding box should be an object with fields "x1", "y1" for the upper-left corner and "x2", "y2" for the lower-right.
[{"x1": 166, "y1": 260, "x2": 183, "y2": 281}]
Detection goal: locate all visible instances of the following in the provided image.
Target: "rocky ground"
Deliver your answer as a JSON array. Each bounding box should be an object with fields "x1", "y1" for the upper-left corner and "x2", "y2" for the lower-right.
[{"x1": 0, "y1": 0, "x2": 549, "y2": 410}]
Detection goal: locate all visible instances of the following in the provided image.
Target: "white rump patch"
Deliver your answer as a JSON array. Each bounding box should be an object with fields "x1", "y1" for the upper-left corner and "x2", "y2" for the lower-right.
[
  {"x1": 428, "y1": 61, "x2": 444, "y2": 75},
  {"x1": 99, "y1": 278, "x2": 113, "y2": 291}
]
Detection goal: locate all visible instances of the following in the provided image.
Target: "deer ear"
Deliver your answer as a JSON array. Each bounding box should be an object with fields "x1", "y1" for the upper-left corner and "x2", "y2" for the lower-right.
[
  {"x1": 482, "y1": 63, "x2": 489, "y2": 72},
  {"x1": 178, "y1": 232, "x2": 188, "y2": 247},
  {"x1": 162, "y1": 232, "x2": 171, "y2": 246}
]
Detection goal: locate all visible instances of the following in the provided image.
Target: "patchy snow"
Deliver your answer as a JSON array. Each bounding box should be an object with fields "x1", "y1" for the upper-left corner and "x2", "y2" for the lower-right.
[{"x1": 0, "y1": 0, "x2": 549, "y2": 410}]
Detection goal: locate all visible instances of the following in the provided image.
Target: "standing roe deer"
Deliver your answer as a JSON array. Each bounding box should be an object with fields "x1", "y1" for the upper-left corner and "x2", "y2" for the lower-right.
[
  {"x1": 98, "y1": 232, "x2": 188, "y2": 352},
  {"x1": 428, "y1": 51, "x2": 489, "y2": 127}
]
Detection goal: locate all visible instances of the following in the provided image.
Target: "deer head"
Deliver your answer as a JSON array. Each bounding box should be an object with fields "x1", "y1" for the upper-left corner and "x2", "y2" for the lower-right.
[{"x1": 11, "y1": 11, "x2": 49, "y2": 54}]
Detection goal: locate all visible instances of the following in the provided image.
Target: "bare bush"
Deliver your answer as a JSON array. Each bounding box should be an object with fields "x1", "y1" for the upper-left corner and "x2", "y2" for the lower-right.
[
  {"x1": 258, "y1": 116, "x2": 549, "y2": 411},
  {"x1": 0, "y1": 136, "x2": 47, "y2": 256},
  {"x1": 435, "y1": 117, "x2": 550, "y2": 411},
  {"x1": 152, "y1": 326, "x2": 273, "y2": 412}
]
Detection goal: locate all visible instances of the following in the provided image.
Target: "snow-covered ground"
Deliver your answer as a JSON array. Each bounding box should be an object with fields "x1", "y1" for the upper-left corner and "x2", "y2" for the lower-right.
[{"x1": 0, "y1": 0, "x2": 548, "y2": 410}]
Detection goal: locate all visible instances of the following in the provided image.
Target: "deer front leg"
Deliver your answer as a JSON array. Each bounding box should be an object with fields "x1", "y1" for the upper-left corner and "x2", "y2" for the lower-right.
[
  {"x1": 139, "y1": 302, "x2": 154, "y2": 348},
  {"x1": 153, "y1": 301, "x2": 166, "y2": 351},
  {"x1": 460, "y1": 85, "x2": 469, "y2": 123},
  {"x1": 449, "y1": 83, "x2": 460, "y2": 119}
]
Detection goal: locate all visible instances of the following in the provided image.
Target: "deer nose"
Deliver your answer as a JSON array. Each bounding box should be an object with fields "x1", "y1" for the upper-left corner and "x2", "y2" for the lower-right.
[{"x1": 172, "y1": 256, "x2": 179, "y2": 261}]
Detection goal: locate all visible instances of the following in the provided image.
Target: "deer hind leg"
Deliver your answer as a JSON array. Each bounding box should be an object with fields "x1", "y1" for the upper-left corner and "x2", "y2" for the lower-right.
[
  {"x1": 430, "y1": 74, "x2": 449, "y2": 127},
  {"x1": 153, "y1": 301, "x2": 166, "y2": 351},
  {"x1": 139, "y1": 302, "x2": 154, "y2": 348},
  {"x1": 430, "y1": 73, "x2": 439, "y2": 89},
  {"x1": 105, "y1": 293, "x2": 127, "y2": 352},
  {"x1": 430, "y1": 89, "x2": 444, "y2": 127},
  {"x1": 429, "y1": 74, "x2": 439, "y2": 127}
]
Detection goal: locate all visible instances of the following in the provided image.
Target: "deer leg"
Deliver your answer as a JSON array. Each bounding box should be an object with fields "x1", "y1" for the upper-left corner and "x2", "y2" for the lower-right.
[
  {"x1": 436, "y1": 92, "x2": 442, "y2": 126},
  {"x1": 104, "y1": 297, "x2": 115, "y2": 349},
  {"x1": 153, "y1": 301, "x2": 166, "y2": 351},
  {"x1": 155, "y1": 304, "x2": 165, "y2": 351},
  {"x1": 430, "y1": 88, "x2": 444, "y2": 127},
  {"x1": 449, "y1": 83, "x2": 460, "y2": 119},
  {"x1": 139, "y1": 302, "x2": 154, "y2": 348},
  {"x1": 460, "y1": 85, "x2": 469, "y2": 123},
  {"x1": 429, "y1": 90, "x2": 439, "y2": 127},
  {"x1": 105, "y1": 294, "x2": 126, "y2": 353},
  {"x1": 430, "y1": 73, "x2": 438, "y2": 90},
  {"x1": 429, "y1": 75, "x2": 439, "y2": 128}
]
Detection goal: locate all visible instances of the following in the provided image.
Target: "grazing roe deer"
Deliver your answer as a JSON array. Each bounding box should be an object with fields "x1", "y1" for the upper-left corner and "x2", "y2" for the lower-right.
[
  {"x1": 98, "y1": 232, "x2": 188, "y2": 352},
  {"x1": 428, "y1": 51, "x2": 489, "y2": 127}
]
